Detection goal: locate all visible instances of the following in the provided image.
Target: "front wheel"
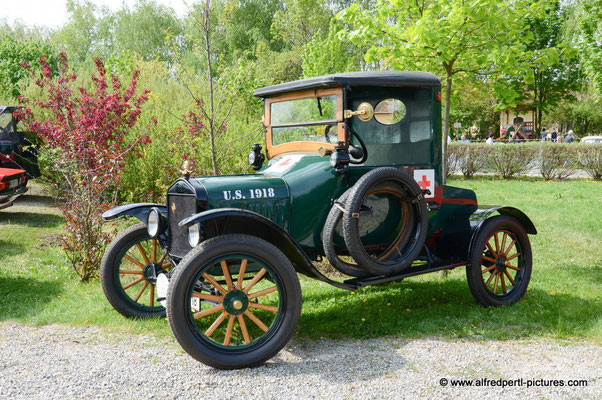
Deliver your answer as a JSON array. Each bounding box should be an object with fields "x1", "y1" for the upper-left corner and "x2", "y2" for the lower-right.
[
  {"x1": 466, "y1": 216, "x2": 532, "y2": 307},
  {"x1": 167, "y1": 234, "x2": 302, "y2": 370},
  {"x1": 101, "y1": 223, "x2": 171, "y2": 318}
]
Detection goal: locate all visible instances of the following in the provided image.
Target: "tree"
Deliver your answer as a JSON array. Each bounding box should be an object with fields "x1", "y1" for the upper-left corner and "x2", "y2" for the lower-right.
[
  {"x1": 502, "y1": 0, "x2": 580, "y2": 135},
  {"x1": 112, "y1": 0, "x2": 183, "y2": 62},
  {"x1": 0, "y1": 36, "x2": 56, "y2": 99},
  {"x1": 339, "y1": 0, "x2": 541, "y2": 180},
  {"x1": 170, "y1": 1, "x2": 263, "y2": 175},
  {"x1": 302, "y1": 20, "x2": 362, "y2": 78},
  {"x1": 16, "y1": 53, "x2": 150, "y2": 281},
  {"x1": 53, "y1": 0, "x2": 113, "y2": 63},
  {"x1": 575, "y1": 0, "x2": 602, "y2": 101}
]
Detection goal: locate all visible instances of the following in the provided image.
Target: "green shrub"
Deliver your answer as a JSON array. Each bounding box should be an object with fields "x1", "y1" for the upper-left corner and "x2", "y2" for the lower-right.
[
  {"x1": 537, "y1": 143, "x2": 578, "y2": 180},
  {"x1": 458, "y1": 143, "x2": 488, "y2": 179},
  {"x1": 577, "y1": 143, "x2": 602, "y2": 180},
  {"x1": 486, "y1": 144, "x2": 535, "y2": 179}
]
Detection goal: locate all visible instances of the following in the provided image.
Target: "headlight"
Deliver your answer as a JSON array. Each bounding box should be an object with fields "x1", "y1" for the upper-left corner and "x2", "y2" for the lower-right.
[
  {"x1": 248, "y1": 150, "x2": 256, "y2": 165},
  {"x1": 329, "y1": 151, "x2": 339, "y2": 168},
  {"x1": 188, "y1": 223, "x2": 201, "y2": 247},
  {"x1": 147, "y1": 208, "x2": 160, "y2": 238}
]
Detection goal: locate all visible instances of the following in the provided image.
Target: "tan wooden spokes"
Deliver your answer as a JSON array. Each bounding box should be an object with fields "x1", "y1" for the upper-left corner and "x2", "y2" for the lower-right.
[
  {"x1": 481, "y1": 231, "x2": 521, "y2": 295},
  {"x1": 118, "y1": 239, "x2": 167, "y2": 307},
  {"x1": 192, "y1": 258, "x2": 279, "y2": 346}
]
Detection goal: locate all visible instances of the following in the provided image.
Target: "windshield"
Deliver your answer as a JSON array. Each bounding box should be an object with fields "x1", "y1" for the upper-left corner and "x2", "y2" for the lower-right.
[{"x1": 270, "y1": 95, "x2": 339, "y2": 146}]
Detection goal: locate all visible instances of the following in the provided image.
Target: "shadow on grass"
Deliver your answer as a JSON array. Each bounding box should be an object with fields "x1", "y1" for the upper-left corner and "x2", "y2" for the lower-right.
[
  {"x1": 0, "y1": 276, "x2": 63, "y2": 321},
  {"x1": 0, "y1": 211, "x2": 63, "y2": 228},
  {"x1": 0, "y1": 241, "x2": 26, "y2": 262},
  {"x1": 297, "y1": 278, "x2": 601, "y2": 340},
  {"x1": 19, "y1": 194, "x2": 57, "y2": 207}
]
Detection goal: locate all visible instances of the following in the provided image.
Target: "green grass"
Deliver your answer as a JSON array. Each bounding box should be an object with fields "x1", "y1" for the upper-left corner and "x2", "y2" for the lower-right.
[{"x1": 1, "y1": 178, "x2": 600, "y2": 342}]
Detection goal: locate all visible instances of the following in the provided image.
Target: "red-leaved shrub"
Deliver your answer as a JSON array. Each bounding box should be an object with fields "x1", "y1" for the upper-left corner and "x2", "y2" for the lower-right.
[{"x1": 16, "y1": 52, "x2": 150, "y2": 280}]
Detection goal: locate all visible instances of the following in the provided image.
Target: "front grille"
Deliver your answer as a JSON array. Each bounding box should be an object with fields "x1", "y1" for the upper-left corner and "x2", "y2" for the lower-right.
[{"x1": 167, "y1": 193, "x2": 198, "y2": 258}]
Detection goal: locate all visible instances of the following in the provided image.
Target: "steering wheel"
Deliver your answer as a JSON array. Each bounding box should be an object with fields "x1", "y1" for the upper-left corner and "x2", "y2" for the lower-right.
[
  {"x1": 348, "y1": 127, "x2": 368, "y2": 164},
  {"x1": 324, "y1": 124, "x2": 337, "y2": 144}
]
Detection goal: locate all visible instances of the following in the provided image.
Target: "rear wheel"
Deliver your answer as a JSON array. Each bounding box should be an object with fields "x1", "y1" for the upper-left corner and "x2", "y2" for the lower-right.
[
  {"x1": 466, "y1": 216, "x2": 532, "y2": 307},
  {"x1": 167, "y1": 234, "x2": 302, "y2": 369},
  {"x1": 101, "y1": 223, "x2": 171, "y2": 318}
]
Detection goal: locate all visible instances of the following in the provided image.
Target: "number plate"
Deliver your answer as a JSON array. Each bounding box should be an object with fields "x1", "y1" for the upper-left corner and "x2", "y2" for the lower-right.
[{"x1": 8, "y1": 180, "x2": 18, "y2": 189}]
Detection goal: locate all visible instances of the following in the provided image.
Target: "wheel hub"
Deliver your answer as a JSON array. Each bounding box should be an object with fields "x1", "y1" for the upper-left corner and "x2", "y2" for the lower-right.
[
  {"x1": 143, "y1": 264, "x2": 163, "y2": 284},
  {"x1": 223, "y1": 290, "x2": 249, "y2": 316},
  {"x1": 495, "y1": 257, "x2": 507, "y2": 272}
]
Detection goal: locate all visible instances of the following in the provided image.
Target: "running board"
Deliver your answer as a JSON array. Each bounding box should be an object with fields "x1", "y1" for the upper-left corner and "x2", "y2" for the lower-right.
[{"x1": 343, "y1": 261, "x2": 466, "y2": 288}]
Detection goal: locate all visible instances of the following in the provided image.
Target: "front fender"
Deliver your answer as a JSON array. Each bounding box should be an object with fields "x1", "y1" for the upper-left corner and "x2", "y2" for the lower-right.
[
  {"x1": 468, "y1": 205, "x2": 537, "y2": 257},
  {"x1": 102, "y1": 203, "x2": 167, "y2": 224},
  {"x1": 179, "y1": 208, "x2": 356, "y2": 290}
]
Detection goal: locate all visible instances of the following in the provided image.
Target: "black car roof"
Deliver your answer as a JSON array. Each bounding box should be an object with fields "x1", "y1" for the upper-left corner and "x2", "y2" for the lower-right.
[{"x1": 253, "y1": 71, "x2": 441, "y2": 98}]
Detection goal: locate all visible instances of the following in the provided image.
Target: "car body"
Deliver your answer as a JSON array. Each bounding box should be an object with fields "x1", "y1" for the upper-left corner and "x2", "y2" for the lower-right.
[
  {"x1": 102, "y1": 71, "x2": 536, "y2": 369},
  {"x1": 580, "y1": 135, "x2": 602, "y2": 144},
  {"x1": 0, "y1": 167, "x2": 28, "y2": 210},
  {"x1": 0, "y1": 106, "x2": 25, "y2": 168}
]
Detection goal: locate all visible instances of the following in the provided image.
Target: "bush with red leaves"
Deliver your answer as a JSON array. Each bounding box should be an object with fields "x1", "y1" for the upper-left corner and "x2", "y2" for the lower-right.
[{"x1": 16, "y1": 52, "x2": 150, "y2": 281}]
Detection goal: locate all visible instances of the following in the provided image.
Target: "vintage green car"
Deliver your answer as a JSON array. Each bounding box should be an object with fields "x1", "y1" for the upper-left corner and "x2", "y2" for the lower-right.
[{"x1": 101, "y1": 71, "x2": 536, "y2": 369}]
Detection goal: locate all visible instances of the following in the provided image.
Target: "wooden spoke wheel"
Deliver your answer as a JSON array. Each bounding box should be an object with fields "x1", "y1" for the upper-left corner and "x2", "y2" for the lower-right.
[
  {"x1": 466, "y1": 216, "x2": 532, "y2": 307},
  {"x1": 167, "y1": 234, "x2": 301, "y2": 370},
  {"x1": 101, "y1": 223, "x2": 172, "y2": 318}
]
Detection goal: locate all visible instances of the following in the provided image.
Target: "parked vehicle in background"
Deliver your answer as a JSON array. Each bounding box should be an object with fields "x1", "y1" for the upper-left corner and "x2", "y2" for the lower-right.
[
  {"x1": 0, "y1": 106, "x2": 39, "y2": 176},
  {"x1": 0, "y1": 167, "x2": 28, "y2": 210},
  {"x1": 580, "y1": 135, "x2": 602, "y2": 144}
]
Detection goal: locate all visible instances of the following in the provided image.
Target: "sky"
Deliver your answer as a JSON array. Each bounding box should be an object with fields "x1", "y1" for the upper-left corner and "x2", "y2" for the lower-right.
[{"x1": 3, "y1": 0, "x2": 189, "y2": 29}]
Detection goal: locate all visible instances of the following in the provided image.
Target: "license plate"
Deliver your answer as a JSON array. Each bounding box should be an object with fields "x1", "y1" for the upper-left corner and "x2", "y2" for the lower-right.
[{"x1": 8, "y1": 180, "x2": 18, "y2": 189}]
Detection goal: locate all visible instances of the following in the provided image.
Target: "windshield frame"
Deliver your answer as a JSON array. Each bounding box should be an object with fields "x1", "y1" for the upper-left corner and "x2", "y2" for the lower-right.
[{"x1": 264, "y1": 87, "x2": 344, "y2": 158}]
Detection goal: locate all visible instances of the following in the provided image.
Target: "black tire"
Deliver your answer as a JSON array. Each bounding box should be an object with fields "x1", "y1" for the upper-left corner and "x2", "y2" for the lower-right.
[
  {"x1": 101, "y1": 223, "x2": 170, "y2": 318},
  {"x1": 342, "y1": 167, "x2": 428, "y2": 275},
  {"x1": 322, "y1": 188, "x2": 372, "y2": 278},
  {"x1": 466, "y1": 216, "x2": 532, "y2": 307},
  {"x1": 166, "y1": 234, "x2": 302, "y2": 370}
]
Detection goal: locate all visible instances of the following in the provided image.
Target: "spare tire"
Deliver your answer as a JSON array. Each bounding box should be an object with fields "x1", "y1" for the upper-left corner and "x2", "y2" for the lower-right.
[
  {"x1": 342, "y1": 167, "x2": 428, "y2": 275},
  {"x1": 322, "y1": 188, "x2": 371, "y2": 278}
]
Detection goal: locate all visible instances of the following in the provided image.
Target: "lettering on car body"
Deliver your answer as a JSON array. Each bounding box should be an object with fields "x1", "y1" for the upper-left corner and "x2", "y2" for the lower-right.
[{"x1": 223, "y1": 188, "x2": 276, "y2": 200}]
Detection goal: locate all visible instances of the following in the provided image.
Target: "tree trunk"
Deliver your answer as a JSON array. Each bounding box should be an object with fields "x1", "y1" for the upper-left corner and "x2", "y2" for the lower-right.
[
  {"x1": 203, "y1": 0, "x2": 218, "y2": 175},
  {"x1": 442, "y1": 71, "x2": 453, "y2": 184}
]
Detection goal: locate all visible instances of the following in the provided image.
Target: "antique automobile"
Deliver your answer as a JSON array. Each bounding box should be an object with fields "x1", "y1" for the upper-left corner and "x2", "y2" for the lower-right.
[
  {"x1": 100, "y1": 71, "x2": 536, "y2": 370},
  {"x1": 0, "y1": 166, "x2": 28, "y2": 210}
]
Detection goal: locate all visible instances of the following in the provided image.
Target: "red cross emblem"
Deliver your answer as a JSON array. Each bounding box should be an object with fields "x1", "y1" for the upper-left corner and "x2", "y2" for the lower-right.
[{"x1": 417, "y1": 175, "x2": 431, "y2": 191}]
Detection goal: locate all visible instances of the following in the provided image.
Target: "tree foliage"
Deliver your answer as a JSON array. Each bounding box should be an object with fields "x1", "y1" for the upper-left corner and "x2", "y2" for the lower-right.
[{"x1": 0, "y1": 36, "x2": 56, "y2": 98}]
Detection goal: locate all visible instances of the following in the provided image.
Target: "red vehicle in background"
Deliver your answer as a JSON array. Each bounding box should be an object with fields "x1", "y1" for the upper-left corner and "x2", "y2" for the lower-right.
[
  {"x1": 0, "y1": 167, "x2": 28, "y2": 210},
  {"x1": 0, "y1": 106, "x2": 25, "y2": 168}
]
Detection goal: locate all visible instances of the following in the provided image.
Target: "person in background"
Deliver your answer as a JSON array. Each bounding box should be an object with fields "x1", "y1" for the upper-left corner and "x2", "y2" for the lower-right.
[
  {"x1": 460, "y1": 133, "x2": 471, "y2": 143},
  {"x1": 486, "y1": 133, "x2": 495, "y2": 144},
  {"x1": 564, "y1": 130, "x2": 575, "y2": 143},
  {"x1": 551, "y1": 130, "x2": 558, "y2": 142},
  {"x1": 540, "y1": 128, "x2": 547, "y2": 141}
]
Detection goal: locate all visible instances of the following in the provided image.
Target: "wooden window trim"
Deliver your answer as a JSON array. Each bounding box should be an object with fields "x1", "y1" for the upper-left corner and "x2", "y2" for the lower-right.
[{"x1": 264, "y1": 88, "x2": 344, "y2": 158}]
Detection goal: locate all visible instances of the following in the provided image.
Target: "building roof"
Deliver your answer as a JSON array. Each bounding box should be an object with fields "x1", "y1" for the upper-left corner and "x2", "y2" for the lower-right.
[{"x1": 253, "y1": 71, "x2": 441, "y2": 98}]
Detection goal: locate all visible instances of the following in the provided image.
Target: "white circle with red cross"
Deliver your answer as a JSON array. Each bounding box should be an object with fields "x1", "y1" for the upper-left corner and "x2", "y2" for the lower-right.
[{"x1": 412, "y1": 169, "x2": 435, "y2": 199}]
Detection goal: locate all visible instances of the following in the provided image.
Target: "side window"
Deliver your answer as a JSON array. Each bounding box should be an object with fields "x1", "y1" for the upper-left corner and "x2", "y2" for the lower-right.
[
  {"x1": 374, "y1": 98, "x2": 406, "y2": 125},
  {"x1": 349, "y1": 87, "x2": 433, "y2": 166}
]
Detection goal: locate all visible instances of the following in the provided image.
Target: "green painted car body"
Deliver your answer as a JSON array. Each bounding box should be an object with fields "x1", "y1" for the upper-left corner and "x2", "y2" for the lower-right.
[{"x1": 104, "y1": 71, "x2": 536, "y2": 289}]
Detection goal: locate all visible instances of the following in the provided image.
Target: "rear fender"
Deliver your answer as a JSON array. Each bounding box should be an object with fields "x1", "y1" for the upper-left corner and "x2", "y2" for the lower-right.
[
  {"x1": 179, "y1": 208, "x2": 354, "y2": 289},
  {"x1": 468, "y1": 206, "x2": 537, "y2": 257}
]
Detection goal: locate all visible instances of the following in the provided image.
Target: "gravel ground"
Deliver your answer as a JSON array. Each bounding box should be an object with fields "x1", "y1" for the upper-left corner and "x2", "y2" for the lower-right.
[{"x1": 0, "y1": 322, "x2": 599, "y2": 400}]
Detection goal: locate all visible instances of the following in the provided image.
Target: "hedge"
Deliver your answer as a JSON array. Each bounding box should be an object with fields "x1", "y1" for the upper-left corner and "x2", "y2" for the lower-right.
[{"x1": 446, "y1": 142, "x2": 601, "y2": 180}]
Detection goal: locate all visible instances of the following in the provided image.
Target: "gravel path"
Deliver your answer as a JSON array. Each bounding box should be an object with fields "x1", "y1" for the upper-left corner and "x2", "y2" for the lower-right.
[{"x1": 0, "y1": 322, "x2": 599, "y2": 399}]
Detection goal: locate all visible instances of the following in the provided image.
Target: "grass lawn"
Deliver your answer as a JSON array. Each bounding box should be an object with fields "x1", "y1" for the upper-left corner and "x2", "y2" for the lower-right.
[{"x1": 1, "y1": 177, "x2": 600, "y2": 342}]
